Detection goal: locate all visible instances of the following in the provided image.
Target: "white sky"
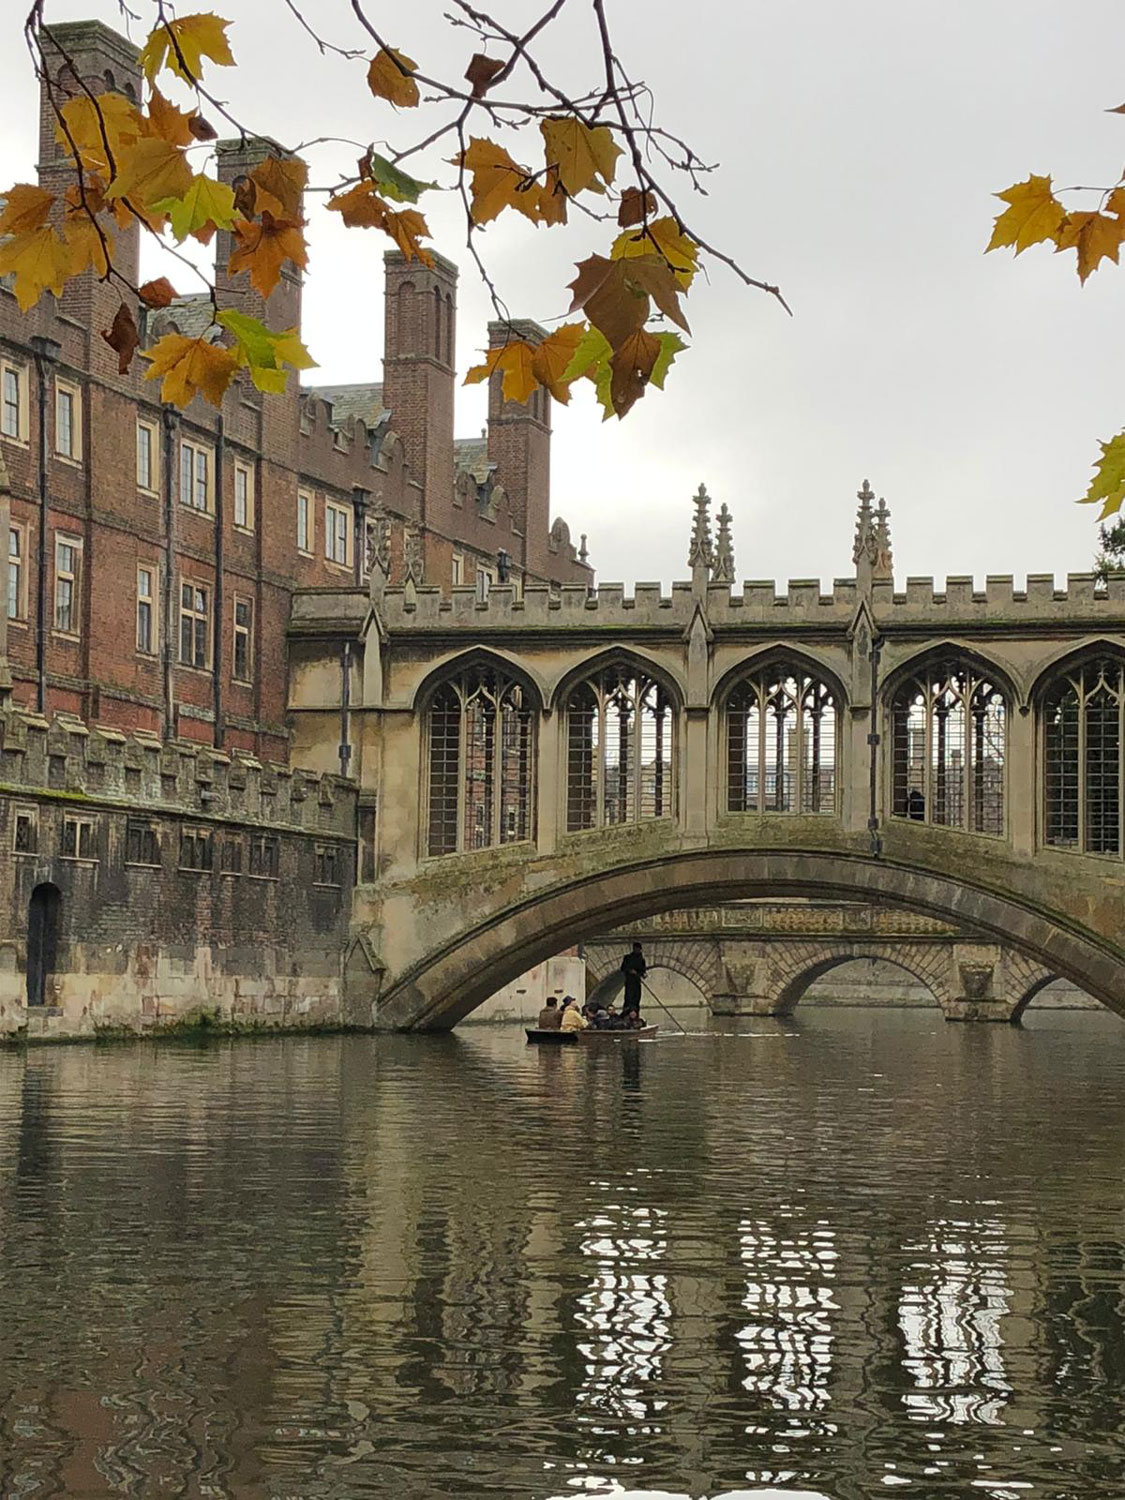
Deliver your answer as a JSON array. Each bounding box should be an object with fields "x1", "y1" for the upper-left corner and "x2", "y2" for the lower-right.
[{"x1": 3, "y1": 0, "x2": 1125, "y2": 588}]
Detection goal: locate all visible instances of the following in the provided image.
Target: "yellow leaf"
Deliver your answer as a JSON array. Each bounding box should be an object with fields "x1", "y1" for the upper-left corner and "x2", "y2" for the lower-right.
[
  {"x1": 227, "y1": 214, "x2": 308, "y2": 297},
  {"x1": 530, "y1": 322, "x2": 586, "y2": 403},
  {"x1": 0, "y1": 225, "x2": 75, "y2": 310},
  {"x1": 55, "y1": 93, "x2": 143, "y2": 177},
  {"x1": 144, "y1": 88, "x2": 196, "y2": 147},
  {"x1": 249, "y1": 156, "x2": 308, "y2": 220},
  {"x1": 154, "y1": 173, "x2": 236, "y2": 243},
  {"x1": 540, "y1": 116, "x2": 622, "y2": 196},
  {"x1": 611, "y1": 216, "x2": 698, "y2": 288},
  {"x1": 453, "y1": 137, "x2": 546, "y2": 226},
  {"x1": 465, "y1": 342, "x2": 538, "y2": 404},
  {"x1": 144, "y1": 332, "x2": 240, "y2": 408},
  {"x1": 327, "y1": 181, "x2": 433, "y2": 264},
  {"x1": 986, "y1": 174, "x2": 1067, "y2": 254},
  {"x1": 62, "y1": 214, "x2": 113, "y2": 278},
  {"x1": 1054, "y1": 208, "x2": 1125, "y2": 283},
  {"x1": 0, "y1": 184, "x2": 55, "y2": 236},
  {"x1": 106, "y1": 136, "x2": 192, "y2": 210},
  {"x1": 367, "y1": 47, "x2": 420, "y2": 108},
  {"x1": 1080, "y1": 430, "x2": 1125, "y2": 519},
  {"x1": 138, "y1": 12, "x2": 235, "y2": 85}
]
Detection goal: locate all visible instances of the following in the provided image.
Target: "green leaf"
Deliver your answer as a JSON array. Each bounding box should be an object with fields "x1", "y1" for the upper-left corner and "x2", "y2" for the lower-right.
[
  {"x1": 593, "y1": 360, "x2": 615, "y2": 421},
  {"x1": 561, "y1": 324, "x2": 611, "y2": 384},
  {"x1": 215, "y1": 309, "x2": 316, "y2": 391},
  {"x1": 152, "y1": 173, "x2": 236, "y2": 242},
  {"x1": 649, "y1": 332, "x2": 686, "y2": 391},
  {"x1": 364, "y1": 150, "x2": 434, "y2": 205},
  {"x1": 1080, "y1": 429, "x2": 1125, "y2": 519}
]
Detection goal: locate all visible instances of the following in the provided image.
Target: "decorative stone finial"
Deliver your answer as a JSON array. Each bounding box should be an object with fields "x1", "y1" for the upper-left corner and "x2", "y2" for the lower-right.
[
  {"x1": 852, "y1": 478, "x2": 875, "y2": 567},
  {"x1": 403, "y1": 526, "x2": 424, "y2": 587},
  {"x1": 853, "y1": 478, "x2": 893, "y2": 586},
  {"x1": 365, "y1": 506, "x2": 391, "y2": 605},
  {"x1": 711, "y1": 502, "x2": 735, "y2": 586},
  {"x1": 579, "y1": 533, "x2": 588, "y2": 565},
  {"x1": 873, "y1": 496, "x2": 893, "y2": 576},
  {"x1": 688, "y1": 482, "x2": 713, "y2": 586}
]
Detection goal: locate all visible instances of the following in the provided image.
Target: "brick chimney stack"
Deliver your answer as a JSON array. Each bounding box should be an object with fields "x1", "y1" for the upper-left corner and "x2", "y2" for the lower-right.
[
  {"x1": 485, "y1": 320, "x2": 551, "y2": 574},
  {"x1": 381, "y1": 250, "x2": 457, "y2": 527},
  {"x1": 37, "y1": 23, "x2": 142, "y2": 345},
  {"x1": 214, "y1": 138, "x2": 304, "y2": 336}
]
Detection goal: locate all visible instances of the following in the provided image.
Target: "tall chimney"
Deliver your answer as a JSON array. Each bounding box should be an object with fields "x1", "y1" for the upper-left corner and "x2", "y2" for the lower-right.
[{"x1": 485, "y1": 320, "x2": 551, "y2": 575}]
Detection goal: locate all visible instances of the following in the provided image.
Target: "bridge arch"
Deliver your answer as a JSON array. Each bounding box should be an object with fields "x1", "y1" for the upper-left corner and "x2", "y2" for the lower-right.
[
  {"x1": 372, "y1": 848, "x2": 1125, "y2": 1030},
  {"x1": 768, "y1": 946, "x2": 949, "y2": 1016},
  {"x1": 546, "y1": 646, "x2": 685, "y2": 713},
  {"x1": 411, "y1": 646, "x2": 548, "y2": 713},
  {"x1": 584, "y1": 934, "x2": 723, "y2": 1006}
]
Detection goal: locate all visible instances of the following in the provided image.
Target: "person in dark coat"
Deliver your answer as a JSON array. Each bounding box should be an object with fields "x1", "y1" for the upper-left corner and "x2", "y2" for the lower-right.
[{"x1": 620, "y1": 942, "x2": 647, "y2": 1012}]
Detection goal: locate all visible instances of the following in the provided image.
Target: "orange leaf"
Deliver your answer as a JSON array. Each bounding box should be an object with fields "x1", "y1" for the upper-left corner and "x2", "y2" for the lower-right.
[
  {"x1": 465, "y1": 341, "x2": 538, "y2": 404},
  {"x1": 367, "y1": 47, "x2": 420, "y2": 108},
  {"x1": 452, "y1": 136, "x2": 548, "y2": 226},
  {"x1": 530, "y1": 322, "x2": 586, "y2": 403},
  {"x1": 0, "y1": 184, "x2": 55, "y2": 237},
  {"x1": 103, "y1": 301, "x2": 141, "y2": 374},
  {"x1": 144, "y1": 332, "x2": 240, "y2": 407},
  {"x1": 1054, "y1": 208, "x2": 1125, "y2": 283},
  {"x1": 144, "y1": 88, "x2": 195, "y2": 147},
  {"x1": 106, "y1": 135, "x2": 192, "y2": 210},
  {"x1": 326, "y1": 182, "x2": 433, "y2": 264},
  {"x1": 138, "y1": 277, "x2": 178, "y2": 307},
  {"x1": 227, "y1": 213, "x2": 308, "y2": 297},
  {"x1": 465, "y1": 52, "x2": 505, "y2": 97},
  {"x1": 55, "y1": 92, "x2": 144, "y2": 177}
]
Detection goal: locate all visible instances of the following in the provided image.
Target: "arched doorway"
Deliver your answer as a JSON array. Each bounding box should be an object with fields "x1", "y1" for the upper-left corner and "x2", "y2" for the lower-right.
[{"x1": 26, "y1": 883, "x2": 60, "y2": 1008}]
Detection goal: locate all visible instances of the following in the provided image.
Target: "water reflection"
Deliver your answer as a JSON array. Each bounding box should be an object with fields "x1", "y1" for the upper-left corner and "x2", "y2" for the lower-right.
[{"x1": 0, "y1": 1011, "x2": 1123, "y2": 1496}]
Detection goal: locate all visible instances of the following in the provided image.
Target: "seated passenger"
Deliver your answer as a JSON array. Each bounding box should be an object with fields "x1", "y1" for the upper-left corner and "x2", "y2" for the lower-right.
[
  {"x1": 621, "y1": 1006, "x2": 644, "y2": 1029},
  {"x1": 537, "y1": 997, "x2": 562, "y2": 1030},
  {"x1": 597, "y1": 1005, "x2": 623, "y2": 1029},
  {"x1": 559, "y1": 996, "x2": 588, "y2": 1031}
]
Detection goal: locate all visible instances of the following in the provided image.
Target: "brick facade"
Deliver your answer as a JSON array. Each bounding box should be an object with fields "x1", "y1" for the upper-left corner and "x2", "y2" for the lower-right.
[{"x1": 0, "y1": 18, "x2": 593, "y2": 768}]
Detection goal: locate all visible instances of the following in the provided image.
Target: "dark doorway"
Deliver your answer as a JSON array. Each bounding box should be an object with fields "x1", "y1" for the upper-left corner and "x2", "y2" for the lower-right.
[{"x1": 26, "y1": 883, "x2": 60, "y2": 1008}]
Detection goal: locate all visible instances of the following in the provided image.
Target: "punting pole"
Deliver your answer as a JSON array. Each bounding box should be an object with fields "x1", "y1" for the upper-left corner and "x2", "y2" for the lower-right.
[{"x1": 638, "y1": 974, "x2": 689, "y2": 1036}]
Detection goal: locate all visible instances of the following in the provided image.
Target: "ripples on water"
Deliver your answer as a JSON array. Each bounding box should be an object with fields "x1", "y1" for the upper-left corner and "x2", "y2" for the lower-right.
[{"x1": 0, "y1": 1009, "x2": 1123, "y2": 1498}]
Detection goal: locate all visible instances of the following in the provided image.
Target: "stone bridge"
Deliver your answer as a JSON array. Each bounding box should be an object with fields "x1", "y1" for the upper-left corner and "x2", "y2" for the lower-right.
[
  {"x1": 582, "y1": 902, "x2": 1058, "y2": 1022},
  {"x1": 287, "y1": 484, "x2": 1125, "y2": 1030}
]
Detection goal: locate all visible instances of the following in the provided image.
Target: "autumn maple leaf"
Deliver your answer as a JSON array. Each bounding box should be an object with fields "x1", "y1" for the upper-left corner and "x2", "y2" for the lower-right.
[
  {"x1": 986, "y1": 174, "x2": 1067, "y2": 255},
  {"x1": 367, "y1": 46, "x2": 420, "y2": 108},
  {"x1": 540, "y1": 117, "x2": 622, "y2": 196},
  {"x1": 138, "y1": 13, "x2": 235, "y2": 85},
  {"x1": 145, "y1": 332, "x2": 240, "y2": 407},
  {"x1": 228, "y1": 213, "x2": 309, "y2": 297}
]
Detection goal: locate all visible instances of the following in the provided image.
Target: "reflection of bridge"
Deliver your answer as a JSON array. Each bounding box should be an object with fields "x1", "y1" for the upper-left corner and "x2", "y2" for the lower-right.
[
  {"x1": 288, "y1": 483, "x2": 1125, "y2": 1030},
  {"x1": 583, "y1": 903, "x2": 1058, "y2": 1021}
]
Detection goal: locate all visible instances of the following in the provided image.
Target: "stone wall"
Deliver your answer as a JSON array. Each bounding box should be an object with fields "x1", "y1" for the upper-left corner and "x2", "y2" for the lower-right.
[{"x1": 0, "y1": 709, "x2": 356, "y2": 1040}]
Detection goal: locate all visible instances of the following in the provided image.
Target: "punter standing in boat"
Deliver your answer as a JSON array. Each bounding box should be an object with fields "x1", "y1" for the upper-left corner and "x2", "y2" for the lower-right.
[
  {"x1": 560, "y1": 996, "x2": 588, "y2": 1032},
  {"x1": 537, "y1": 997, "x2": 562, "y2": 1030},
  {"x1": 620, "y1": 942, "x2": 647, "y2": 1014}
]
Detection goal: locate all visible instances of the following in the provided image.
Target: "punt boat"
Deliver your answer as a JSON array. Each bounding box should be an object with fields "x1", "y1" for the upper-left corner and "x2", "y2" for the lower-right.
[{"x1": 525, "y1": 1024, "x2": 659, "y2": 1044}]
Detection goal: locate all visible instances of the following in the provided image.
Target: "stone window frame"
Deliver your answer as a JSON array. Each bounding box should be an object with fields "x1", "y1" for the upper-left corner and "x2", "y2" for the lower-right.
[
  {"x1": 247, "y1": 832, "x2": 279, "y2": 879},
  {"x1": 179, "y1": 826, "x2": 213, "y2": 872},
  {"x1": 232, "y1": 459, "x2": 255, "y2": 533},
  {"x1": 178, "y1": 578, "x2": 211, "y2": 671},
  {"x1": 54, "y1": 378, "x2": 82, "y2": 463},
  {"x1": 61, "y1": 812, "x2": 97, "y2": 862},
  {"x1": 136, "y1": 417, "x2": 160, "y2": 494},
  {"x1": 296, "y1": 488, "x2": 314, "y2": 556},
  {"x1": 314, "y1": 842, "x2": 341, "y2": 887},
  {"x1": 0, "y1": 357, "x2": 28, "y2": 444},
  {"x1": 562, "y1": 660, "x2": 678, "y2": 834},
  {"x1": 232, "y1": 593, "x2": 253, "y2": 684},
  {"x1": 723, "y1": 662, "x2": 841, "y2": 819},
  {"x1": 324, "y1": 497, "x2": 351, "y2": 570},
  {"x1": 1039, "y1": 651, "x2": 1125, "y2": 860},
  {"x1": 136, "y1": 563, "x2": 158, "y2": 657},
  {"x1": 220, "y1": 835, "x2": 243, "y2": 875},
  {"x1": 12, "y1": 804, "x2": 38, "y2": 855},
  {"x1": 53, "y1": 532, "x2": 83, "y2": 639},
  {"x1": 124, "y1": 818, "x2": 161, "y2": 868},
  {"x1": 8, "y1": 520, "x2": 27, "y2": 625},
  {"x1": 179, "y1": 436, "x2": 214, "y2": 514}
]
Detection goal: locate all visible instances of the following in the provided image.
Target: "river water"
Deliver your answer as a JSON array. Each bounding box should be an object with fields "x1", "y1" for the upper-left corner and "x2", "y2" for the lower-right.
[{"x1": 0, "y1": 1008, "x2": 1123, "y2": 1500}]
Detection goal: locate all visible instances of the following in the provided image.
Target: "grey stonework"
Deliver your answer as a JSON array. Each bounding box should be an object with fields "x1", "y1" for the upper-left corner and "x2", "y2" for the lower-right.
[{"x1": 0, "y1": 709, "x2": 356, "y2": 1039}]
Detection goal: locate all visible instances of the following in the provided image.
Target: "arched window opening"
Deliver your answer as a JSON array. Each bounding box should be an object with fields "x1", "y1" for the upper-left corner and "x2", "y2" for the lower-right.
[
  {"x1": 433, "y1": 286, "x2": 443, "y2": 361},
  {"x1": 565, "y1": 666, "x2": 674, "y2": 832},
  {"x1": 1044, "y1": 657, "x2": 1123, "y2": 856},
  {"x1": 726, "y1": 668, "x2": 838, "y2": 814},
  {"x1": 891, "y1": 662, "x2": 1006, "y2": 835},
  {"x1": 426, "y1": 666, "x2": 536, "y2": 856}
]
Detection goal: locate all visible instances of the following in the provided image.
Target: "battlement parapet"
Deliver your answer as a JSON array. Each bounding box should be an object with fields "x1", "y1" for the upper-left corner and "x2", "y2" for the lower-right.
[
  {"x1": 0, "y1": 710, "x2": 356, "y2": 836},
  {"x1": 364, "y1": 570, "x2": 1125, "y2": 633}
]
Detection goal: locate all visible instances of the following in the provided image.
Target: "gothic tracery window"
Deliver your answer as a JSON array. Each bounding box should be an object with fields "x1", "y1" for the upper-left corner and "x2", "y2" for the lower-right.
[
  {"x1": 1043, "y1": 656, "x2": 1124, "y2": 856},
  {"x1": 726, "y1": 667, "x2": 838, "y2": 814},
  {"x1": 565, "y1": 666, "x2": 675, "y2": 832},
  {"x1": 891, "y1": 661, "x2": 1006, "y2": 835},
  {"x1": 426, "y1": 665, "x2": 536, "y2": 856}
]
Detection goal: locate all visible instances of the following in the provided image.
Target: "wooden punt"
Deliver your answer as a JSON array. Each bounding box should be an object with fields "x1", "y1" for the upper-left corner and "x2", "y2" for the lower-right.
[{"x1": 525, "y1": 1024, "x2": 659, "y2": 1044}]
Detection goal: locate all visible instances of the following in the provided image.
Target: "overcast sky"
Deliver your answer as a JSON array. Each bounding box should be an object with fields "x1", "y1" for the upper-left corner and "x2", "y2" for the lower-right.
[{"x1": 4, "y1": 0, "x2": 1125, "y2": 588}]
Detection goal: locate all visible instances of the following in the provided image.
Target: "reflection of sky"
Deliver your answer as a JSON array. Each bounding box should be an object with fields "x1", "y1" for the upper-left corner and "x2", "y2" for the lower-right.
[
  {"x1": 575, "y1": 1202, "x2": 670, "y2": 1427},
  {"x1": 898, "y1": 1218, "x2": 1011, "y2": 1425},
  {"x1": 737, "y1": 1216, "x2": 838, "y2": 1416}
]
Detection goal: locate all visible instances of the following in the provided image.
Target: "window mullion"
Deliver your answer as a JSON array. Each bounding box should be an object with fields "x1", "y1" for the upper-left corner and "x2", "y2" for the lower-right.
[
  {"x1": 1077, "y1": 682, "x2": 1087, "y2": 853},
  {"x1": 595, "y1": 694, "x2": 606, "y2": 827}
]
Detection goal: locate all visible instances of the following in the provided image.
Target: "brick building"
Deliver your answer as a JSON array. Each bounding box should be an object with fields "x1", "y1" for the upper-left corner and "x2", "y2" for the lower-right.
[{"x1": 0, "y1": 18, "x2": 593, "y2": 768}]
